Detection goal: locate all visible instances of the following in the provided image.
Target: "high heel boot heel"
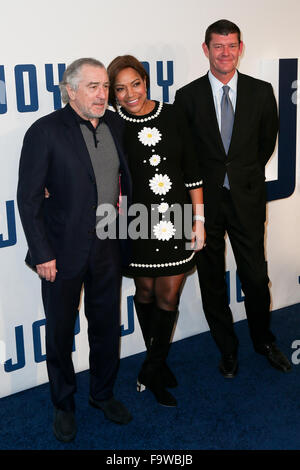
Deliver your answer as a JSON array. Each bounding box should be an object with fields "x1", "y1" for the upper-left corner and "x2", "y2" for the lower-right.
[
  {"x1": 137, "y1": 380, "x2": 146, "y2": 393},
  {"x1": 137, "y1": 366, "x2": 177, "y2": 407}
]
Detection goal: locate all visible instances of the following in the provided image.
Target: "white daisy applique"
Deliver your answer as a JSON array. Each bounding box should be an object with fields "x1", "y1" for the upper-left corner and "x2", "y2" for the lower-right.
[
  {"x1": 138, "y1": 127, "x2": 162, "y2": 147},
  {"x1": 149, "y1": 154, "x2": 161, "y2": 166},
  {"x1": 158, "y1": 202, "x2": 169, "y2": 213},
  {"x1": 153, "y1": 221, "x2": 176, "y2": 241},
  {"x1": 149, "y1": 174, "x2": 172, "y2": 195}
]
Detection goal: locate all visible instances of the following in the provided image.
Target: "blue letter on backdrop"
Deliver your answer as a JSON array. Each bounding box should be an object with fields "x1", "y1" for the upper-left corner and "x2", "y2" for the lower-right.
[
  {"x1": 121, "y1": 296, "x2": 135, "y2": 336},
  {"x1": 15, "y1": 64, "x2": 39, "y2": 112},
  {"x1": 32, "y1": 319, "x2": 46, "y2": 363},
  {"x1": 45, "y1": 63, "x2": 66, "y2": 110},
  {"x1": 0, "y1": 66, "x2": 7, "y2": 114},
  {"x1": 0, "y1": 201, "x2": 17, "y2": 248},
  {"x1": 157, "y1": 61, "x2": 174, "y2": 103},
  {"x1": 267, "y1": 58, "x2": 297, "y2": 202},
  {"x1": 4, "y1": 325, "x2": 26, "y2": 372},
  {"x1": 141, "y1": 61, "x2": 150, "y2": 99}
]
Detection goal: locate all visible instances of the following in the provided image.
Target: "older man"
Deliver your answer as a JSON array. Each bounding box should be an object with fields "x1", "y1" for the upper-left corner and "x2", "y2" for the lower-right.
[{"x1": 17, "y1": 58, "x2": 132, "y2": 442}]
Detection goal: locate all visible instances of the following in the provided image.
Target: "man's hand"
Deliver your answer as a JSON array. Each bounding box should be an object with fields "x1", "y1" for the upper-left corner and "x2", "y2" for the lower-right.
[{"x1": 36, "y1": 259, "x2": 57, "y2": 282}]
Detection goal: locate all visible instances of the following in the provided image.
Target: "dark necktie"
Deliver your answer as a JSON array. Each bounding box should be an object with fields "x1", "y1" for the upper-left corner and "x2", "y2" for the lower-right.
[{"x1": 221, "y1": 85, "x2": 234, "y2": 188}]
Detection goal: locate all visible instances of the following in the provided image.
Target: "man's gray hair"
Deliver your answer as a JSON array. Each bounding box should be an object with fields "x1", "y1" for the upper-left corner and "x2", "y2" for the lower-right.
[{"x1": 59, "y1": 58, "x2": 105, "y2": 104}]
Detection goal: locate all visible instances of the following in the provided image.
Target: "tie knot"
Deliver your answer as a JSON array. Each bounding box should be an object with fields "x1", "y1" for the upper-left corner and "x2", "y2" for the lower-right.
[{"x1": 222, "y1": 85, "x2": 230, "y2": 96}]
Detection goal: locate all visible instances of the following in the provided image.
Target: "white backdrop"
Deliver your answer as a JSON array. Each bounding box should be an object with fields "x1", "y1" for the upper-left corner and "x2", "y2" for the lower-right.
[{"x1": 0, "y1": 0, "x2": 300, "y2": 399}]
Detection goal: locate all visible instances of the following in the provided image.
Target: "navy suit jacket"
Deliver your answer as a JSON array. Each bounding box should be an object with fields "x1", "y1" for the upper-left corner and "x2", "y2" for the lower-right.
[
  {"x1": 17, "y1": 104, "x2": 132, "y2": 279},
  {"x1": 175, "y1": 72, "x2": 278, "y2": 231}
]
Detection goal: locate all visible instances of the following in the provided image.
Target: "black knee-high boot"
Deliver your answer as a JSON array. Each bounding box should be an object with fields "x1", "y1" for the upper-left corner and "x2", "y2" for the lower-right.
[
  {"x1": 136, "y1": 305, "x2": 178, "y2": 407},
  {"x1": 133, "y1": 297, "x2": 178, "y2": 388},
  {"x1": 133, "y1": 297, "x2": 153, "y2": 349}
]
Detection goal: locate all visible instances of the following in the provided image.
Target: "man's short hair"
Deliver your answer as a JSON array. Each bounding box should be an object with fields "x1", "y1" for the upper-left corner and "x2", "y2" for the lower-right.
[
  {"x1": 59, "y1": 58, "x2": 105, "y2": 104},
  {"x1": 205, "y1": 19, "x2": 241, "y2": 47}
]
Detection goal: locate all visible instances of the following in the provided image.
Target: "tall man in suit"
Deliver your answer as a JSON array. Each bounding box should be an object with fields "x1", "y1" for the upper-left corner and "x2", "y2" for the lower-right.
[
  {"x1": 175, "y1": 20, "x2": 291, "y2": 377},
  {"x1": 17, "y1": 58, "x2": 132, "y2": 442}
]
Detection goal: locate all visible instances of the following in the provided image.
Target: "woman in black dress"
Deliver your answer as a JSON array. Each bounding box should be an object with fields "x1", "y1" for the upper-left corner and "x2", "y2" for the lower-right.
[{"x1": 108, "y1": 55, "x2": 205, "y2": 407}]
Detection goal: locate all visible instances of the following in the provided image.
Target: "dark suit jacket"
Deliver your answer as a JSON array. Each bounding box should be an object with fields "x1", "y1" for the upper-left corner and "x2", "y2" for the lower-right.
[
  {"x1": 17, "y1": 104, "x2": 132, "y2": 279},
  {"x1": 174, "y1": 71, "x2": 278, "y2": 231}
]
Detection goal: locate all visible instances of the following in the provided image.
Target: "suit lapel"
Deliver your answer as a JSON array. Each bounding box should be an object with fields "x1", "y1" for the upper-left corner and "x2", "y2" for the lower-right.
[
  {"x1": 59, "y1": 106, "x2": 132, "y2": 203},
  {"x1": 203, "y1": 71, "x2": 251, "y2": 158},
  {"x1": 61, "y1": 105, "x2": 96, "y2": 181},
  {"x1": 202, "y1": 74, "x2": 226, "y2": 155},
  {"x1": 103, "y1": 112, "x2": 124, "y2": 169},
  {"x1": 229, "y1": 72, "x2": 249, "y2": 157}
]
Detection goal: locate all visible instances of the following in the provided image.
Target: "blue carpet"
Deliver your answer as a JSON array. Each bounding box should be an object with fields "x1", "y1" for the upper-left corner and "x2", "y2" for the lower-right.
[{"x1": 0, "y1": 304, "x2": 299, "y2": 451}]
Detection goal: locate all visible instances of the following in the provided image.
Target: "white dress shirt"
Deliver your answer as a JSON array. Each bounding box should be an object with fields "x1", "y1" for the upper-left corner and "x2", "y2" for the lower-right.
[
  {"x1": 208, "y1": 70, "x2": 238, "y2": 188},
  {"x1": 208, "y1": 70, "x2": 238, "y2": 130}
]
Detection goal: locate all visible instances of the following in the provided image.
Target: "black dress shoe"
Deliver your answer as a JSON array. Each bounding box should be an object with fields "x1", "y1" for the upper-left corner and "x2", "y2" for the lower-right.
[
  {"x1": 53, "y1": 408, "x2": 77, "y2": 442},
  {"x1": 256, "y1": 343, "x2": 292, "y2": 372},
  {"x1": 219, "y1": 354, "x2": 238, "y2": 378},
  {"x1": 89, "y1": 396, "x2": 132, "y2": 424}
]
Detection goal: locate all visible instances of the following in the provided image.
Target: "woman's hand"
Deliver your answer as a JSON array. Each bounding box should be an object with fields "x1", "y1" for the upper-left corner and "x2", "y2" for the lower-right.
[{"x1": 191, "y1": 220, "x2": 206, "y2": 251}]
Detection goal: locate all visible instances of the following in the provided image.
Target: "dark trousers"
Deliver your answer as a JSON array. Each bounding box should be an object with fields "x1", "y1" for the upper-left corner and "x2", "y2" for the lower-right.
[
  {"x1": 41, "y1": 237, "x2": 122, "y2": 411},
  {"x1": 197, "y1": 188, "x2": 275, "y2": 355}
]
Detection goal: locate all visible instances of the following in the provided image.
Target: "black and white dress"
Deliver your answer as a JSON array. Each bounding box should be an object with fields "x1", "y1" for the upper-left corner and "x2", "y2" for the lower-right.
[{"x1": 119, "y1": 100, "x2": 203, "y2": 277}]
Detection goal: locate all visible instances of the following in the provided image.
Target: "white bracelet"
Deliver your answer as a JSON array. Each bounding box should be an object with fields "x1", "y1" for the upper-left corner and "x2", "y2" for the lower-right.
[{"x1": 193, "y1": 215, "x2": 205, "y2": 222}]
